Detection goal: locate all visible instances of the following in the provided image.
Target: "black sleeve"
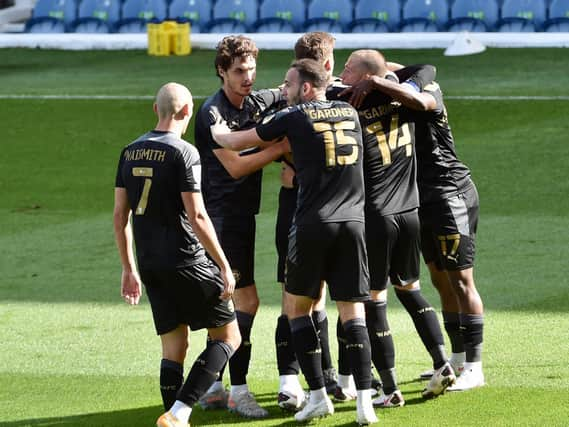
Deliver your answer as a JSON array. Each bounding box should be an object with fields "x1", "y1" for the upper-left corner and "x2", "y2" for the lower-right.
[
  {"x1": 256, "y1": 107, "x2": 296, "y2": 142},
  {"x1": 395, "y1": 64, "x2": 436, "y2": 91},
  {"x1": 195, "y1": 104, "x2": 223, "y2": 151}
]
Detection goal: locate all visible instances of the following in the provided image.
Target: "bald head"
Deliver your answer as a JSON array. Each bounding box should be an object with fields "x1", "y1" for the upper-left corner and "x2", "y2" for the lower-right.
[
  {"x1": 155, "y1": 82, "x2": 193, "y2": 120},
  {"x1": 348, "y1": 50, "x2": 387, "y2": 76}
]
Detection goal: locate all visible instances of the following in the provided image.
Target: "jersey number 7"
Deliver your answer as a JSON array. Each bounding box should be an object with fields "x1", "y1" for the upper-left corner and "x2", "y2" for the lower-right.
[{"x1": 132, "y1": 167, "x2": 153, "y2": 215}]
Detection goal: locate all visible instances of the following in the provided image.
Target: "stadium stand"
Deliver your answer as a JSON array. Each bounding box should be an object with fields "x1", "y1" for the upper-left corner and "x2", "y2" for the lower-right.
[
  {"x1": 69, "y1": 0, "x2": 120, "y2": 33},
  {"x1": 206, "y1": 0, "x2": 257, "y2": 32},
  {"x1": 348, "y1": 0, "x2": 400, "y2": 32},
  {"x1": 401, "y1": 0, "x2": 449, "y2": 32},
  {"x1": 25, "y1": 0, "x2": 76, "y2": 32},
  {"x1": 115, "y1": 0, "x2": 167, "y2": 33},
  {"x1": 254, "y1": 0, "x2": 305, "y2": 32},
  {"x1": 167, "y1": 0, "x2": 212, "y2": 33},
  {"x1": 25, "y1": 14, "x2": 65, "y2": 31},
  {"x1": 21, "y1": 0, "x2": 569, "y2": 34},
  {"x1": 544, "y1": 0, "x2": 569, "y2": 31},
  {"x1": 447, "y1": 0, "x2": 499, "y2": 32},
  {"x1": 304, "y1": 0, "x2": 352, "y2": 32},
  {"x1": 497, "y1": 0, "x2": 547, "y2": 32}
]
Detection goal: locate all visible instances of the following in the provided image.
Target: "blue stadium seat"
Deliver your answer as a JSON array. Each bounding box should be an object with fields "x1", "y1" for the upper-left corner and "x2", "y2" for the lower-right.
[
  {"x1": 348, "y1": 0, "x2": 400, "y2": 32},
  {"x1": 205, "y1": 17, "x2": 249, "y2": 33},
  {"x1": 25, "y1": 16, "x2": 67, "y2": 32},
  {"x1": 543, "y1": 0, "x2": 569, "y2": 32},
  {"x1": 447, "y1": 0, "x2": 499, "y2": 31},
  {"x1": 348, "y1": 18, "x2": 390, "y2": 33},
  {"x1": 254, "y1": 0, "x2": 305, "y2": 31},
  {"x1": 401, "y1": 0, "x2": 449, "y2": 31},
  {"x1": 168, "y1": 0, "x2": 212, "y2": 33},
  {"x1": 254, "y1": 17, "x2": 296, "y2": 32},
  {"x1": 69, "y1": 17, "x2": 111, "y2": 32},
  {"x1": 305, "y1": 0, "x2": 353, "y2": 32},
  {"x1": 497, "y1": 0, "x2": 546, "y2": 31},
  {"x1": 70, "y1": 0, "x2": 120, "y2": 32},
  {"x1": 30, "y1": 0, "x2": 77, "y2": 28},
  {"x1": 209, "y1": 0, "x2": 258, "y2": 30},
  {"x1": 116, "y1": 0, "x2": 167, "y2": 33}
]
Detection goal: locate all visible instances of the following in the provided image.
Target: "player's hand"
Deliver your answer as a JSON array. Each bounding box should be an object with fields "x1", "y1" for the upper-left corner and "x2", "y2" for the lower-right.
[
  {"x1": 121, "y1": 270, "x2": 142, "y2": 305},
  {"x1": 219, "y1": 267, "x2": 236, "y2": 301},
  {"x1": 209, "y1": 106, "x2": 231, "y2": 143},
  {"x1": 275, "y1": 137, "x2": 291, "y2": 156},
  {"x1": 338, "y1": 78, "x2": 375, "y2": 108}
]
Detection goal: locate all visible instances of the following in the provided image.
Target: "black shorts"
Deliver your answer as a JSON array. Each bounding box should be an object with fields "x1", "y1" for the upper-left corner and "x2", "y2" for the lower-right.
[
  {"x1": 211, "y1": 216, "x2": 255, "y2": 289},
  {"x1": 140, "y1": 260, "x2": 236, "y2": 335},
  {"x1": 366, "y1": 209, "x2": 421, "y2": 291},
  {"x1": 286, "y1": 221, "x2": 370, "y2": 302},
  {"x1": 419, "y1": 183, "x2": 479, "y2": 271},
  {"x1": 275, "y1": 186, "x2": 298, "y2": 283}
]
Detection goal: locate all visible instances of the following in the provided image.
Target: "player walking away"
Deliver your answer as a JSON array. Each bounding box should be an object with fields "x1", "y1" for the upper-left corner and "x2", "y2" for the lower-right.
[
  {"x1": 336, "y1": 50, "x2": 457, "y2": 404},
  {"x1": 274, "y1": 32, "x2": 340, "y2": 412},
  {"x1": 345, "y1": 63, "x2": 485, "y2": 392},
  {"x1": 194, "y1": 35, "x2": 289, "y2": 419},
  {"x1": 211, "y1": 59, "x2": 378, "y2": 425},
  {"x1": 113, "y1": 82, "x2": 242, "y2": 427}
]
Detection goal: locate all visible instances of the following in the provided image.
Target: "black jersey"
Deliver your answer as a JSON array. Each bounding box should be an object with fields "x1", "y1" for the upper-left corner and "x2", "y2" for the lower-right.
[
  {"x1": 356, "y1": 95, "x2": 419, "y2": 215},
  {"x1": 115, "y1": 130, "x2": 207, "y2": 270},
  {"x1": 195, "y1": 88, "x2": 281, "y2": 217},
  {"x1": 413, "y1": 82, "x2": 472, "y2": 204},
  {"x1": 327, "y1": 65, "x2": 435, "y2": 216},
  {"x1": 257, "y1": 99, "x2": 365, "y2": 226}
]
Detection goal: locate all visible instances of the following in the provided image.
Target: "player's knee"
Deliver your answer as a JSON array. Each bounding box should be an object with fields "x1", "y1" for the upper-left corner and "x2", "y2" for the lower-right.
[{"x1": 370, "y1": 289, "x2": 388, "y2": 302}]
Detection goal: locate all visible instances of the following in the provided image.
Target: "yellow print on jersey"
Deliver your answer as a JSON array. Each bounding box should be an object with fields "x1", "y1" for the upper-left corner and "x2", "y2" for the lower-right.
[
  {"x1": 124, "y1": 148, "x2": 166, "y2": 162},
  {"x1": 306, "y1": 106, "x2": 354, "y2": 121},
  {"x1": 359, "y1": 102, "x2": 399, "y2": 121}
]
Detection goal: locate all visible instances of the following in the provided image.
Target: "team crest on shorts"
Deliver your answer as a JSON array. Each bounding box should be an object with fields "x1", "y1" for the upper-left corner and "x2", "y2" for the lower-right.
[{"x1": 227, "y1": 299, "x2": 235, "y2": 313}]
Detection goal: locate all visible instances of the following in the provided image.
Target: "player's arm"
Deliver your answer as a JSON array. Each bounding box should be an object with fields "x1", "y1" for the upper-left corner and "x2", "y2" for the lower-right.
[
  {"x1": 113, "y1": 187, "x2": 142, "y2": 305},
  {"x1": 369, "y1": 76, "x2": 437, "y2": 111},
  {"x1": 181, "y1": 191, "x2": 235, "y2": 300},
  {"x1": 341, "y1": 75, "x2": 437, "y2": 111},
  {"x1": 213, "y1": 139, "x2": 290, "y2": 179}
]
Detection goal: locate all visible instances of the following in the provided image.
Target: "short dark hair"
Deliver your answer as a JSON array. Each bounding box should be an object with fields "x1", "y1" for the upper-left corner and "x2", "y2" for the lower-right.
[
  {"x1": 214, "y1": 35, "x2": 259, "y2": 81},
  {"x1": 294, "y1": 32, "x2": 335, "y2": 61},
  {"x1": 290, "y1": 59, "x2": 329, "y2": 90}
]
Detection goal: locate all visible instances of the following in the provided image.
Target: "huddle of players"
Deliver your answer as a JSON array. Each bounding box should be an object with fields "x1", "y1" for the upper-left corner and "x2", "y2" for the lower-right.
[
  {"x1": 114, "y1": 31, "x2": 485, "y2": 427},
  {"x1": 202, "y1": 32, "x2": 485, "y2": 424}
]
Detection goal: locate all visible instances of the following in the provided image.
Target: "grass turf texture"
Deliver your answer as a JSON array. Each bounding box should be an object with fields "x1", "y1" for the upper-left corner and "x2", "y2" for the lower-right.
[{"x1": 1, "y1": 47, "x2": 568, "y2": 426}]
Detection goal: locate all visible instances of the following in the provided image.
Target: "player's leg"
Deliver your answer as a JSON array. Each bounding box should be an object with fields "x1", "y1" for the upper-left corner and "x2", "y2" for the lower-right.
[
  {"x1": 204, "y1": 216, "x2": 266, "y2": 417},
  {"x1": 276, "y1": 284, "x2": 305, "y2": 411},
  {"x1": 364, "y1": 214, "x2": 401, "y2": 408},
  {"x1": 139, "y1": 269, "x2": 187, "y2": 412},
  {"x1": 286, "y1": 223, "x2": 334, "y2": 422},
  {"x1": 312, "y1": 285, "x2": 337, "y2": 394},
  {"x1": 274, "y1": 189, "x2": 306, "y2": 410},
  {"x1": 156, "y1": 264, "x2": 240, "y2": 426},
  {"x1": 329, "y1": 222, "x2": 376, "y2": 425},
  {"x1": 420, "y1": 206, "x2": 466, "y2": 375},
  {"x1": 445, "y1": 185, "x2": 485, "y2": 391}
]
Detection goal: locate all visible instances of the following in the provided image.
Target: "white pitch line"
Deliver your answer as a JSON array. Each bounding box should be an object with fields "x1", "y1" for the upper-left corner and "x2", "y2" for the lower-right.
[{"x1": 1, "y1": 94, "x2": 569, "y2": 101}]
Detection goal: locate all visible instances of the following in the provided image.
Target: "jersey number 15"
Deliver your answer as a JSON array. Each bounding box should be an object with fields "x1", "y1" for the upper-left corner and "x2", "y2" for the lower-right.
[{"x1": 313, "y1": 121, "x2": 359, "y2": 167}]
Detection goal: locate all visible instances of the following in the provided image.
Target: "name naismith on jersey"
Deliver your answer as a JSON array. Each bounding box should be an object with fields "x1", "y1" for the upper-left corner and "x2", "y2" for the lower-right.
[{"x1": 123, "y1": 148, "x2": 167, "y2": 162}]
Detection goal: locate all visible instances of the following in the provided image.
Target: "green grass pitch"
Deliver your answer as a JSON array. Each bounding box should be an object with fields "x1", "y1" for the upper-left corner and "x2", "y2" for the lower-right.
[{"x1": 1, "y1": 47, "x2": 568, "y2": 426}]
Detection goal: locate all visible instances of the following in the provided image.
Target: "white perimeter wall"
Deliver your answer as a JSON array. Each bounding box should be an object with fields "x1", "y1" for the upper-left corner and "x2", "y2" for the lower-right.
[{"x1": 0, "y1": 32, "x2": 569, "y2": 50}]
